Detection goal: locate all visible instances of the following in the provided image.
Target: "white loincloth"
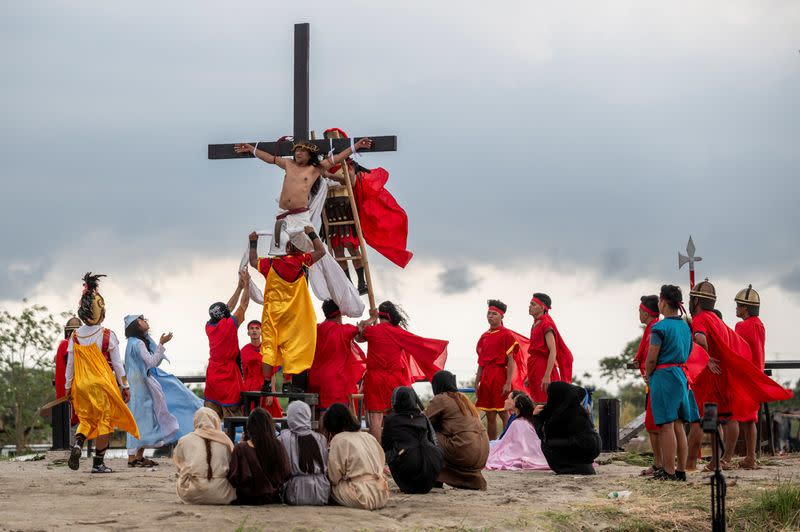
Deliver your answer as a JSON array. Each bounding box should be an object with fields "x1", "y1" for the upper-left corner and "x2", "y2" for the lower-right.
[{"x1": 270, "y1": 208, "x2": 314, "y2": 255}]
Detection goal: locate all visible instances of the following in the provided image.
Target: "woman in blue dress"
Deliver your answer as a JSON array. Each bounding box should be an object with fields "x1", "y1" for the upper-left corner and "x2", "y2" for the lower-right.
[{"x1": 124, "y1": 314, "x2": 203, "y2": 466}]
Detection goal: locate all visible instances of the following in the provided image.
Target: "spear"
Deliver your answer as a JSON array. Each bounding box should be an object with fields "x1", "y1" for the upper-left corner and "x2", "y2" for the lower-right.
[{"x1": 678, "y1": 236, "x2": 702, "y2": 289}]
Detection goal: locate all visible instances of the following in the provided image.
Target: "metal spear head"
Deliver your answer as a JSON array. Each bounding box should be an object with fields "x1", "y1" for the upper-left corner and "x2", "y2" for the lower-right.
[{"x1": 678, "y1": 236, "x2": 702, "y2": 269}]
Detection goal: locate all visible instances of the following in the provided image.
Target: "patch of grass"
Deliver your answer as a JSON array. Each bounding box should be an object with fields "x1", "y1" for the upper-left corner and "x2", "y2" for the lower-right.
[
  {"x1": 541, "y1": 510, "x2": 574, "y2": 531},
  {"x1": 611, "y1": 451, "x2": 653, "y2": 467},
  {"x1": 730, "y1": 482, "x2": 800, "y2": 531},
  {"x1": 235, "y1": 517, "x2": 262, "y2": 532}
]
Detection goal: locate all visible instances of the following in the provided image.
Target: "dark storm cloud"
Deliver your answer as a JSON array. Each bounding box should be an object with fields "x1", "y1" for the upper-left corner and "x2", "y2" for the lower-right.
[
  {"x1": 1, "y1": 2, "x2": 799, "y2": 298},
  {"x1": 777, "y1": 267, "x2": 800, "y2": 294},
  {"x1": 438, "y1": 266, "x2": 482, "y2": 295}
]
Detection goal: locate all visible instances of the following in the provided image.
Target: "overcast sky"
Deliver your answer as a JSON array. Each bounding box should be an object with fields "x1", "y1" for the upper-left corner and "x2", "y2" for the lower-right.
[{"x1": 2, "y1": 1, "x2": 799, "y2": 390}]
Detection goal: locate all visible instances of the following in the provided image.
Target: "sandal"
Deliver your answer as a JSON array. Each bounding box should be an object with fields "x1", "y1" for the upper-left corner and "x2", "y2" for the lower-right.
[
  {"x1": 127, "y1": 458, "x2": 144, "y2": 468},
  {"x1": 738, "y1": 460, "x2": 759, "y2": 470},
  {"x1": 140, "y1": 458, "x2": 159, "y2": 467}
]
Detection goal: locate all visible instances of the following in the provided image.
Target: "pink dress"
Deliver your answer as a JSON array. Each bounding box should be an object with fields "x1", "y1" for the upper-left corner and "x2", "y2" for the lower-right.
[{"x1": 485, "y1": 418, "x2": 550, "y2": 471}]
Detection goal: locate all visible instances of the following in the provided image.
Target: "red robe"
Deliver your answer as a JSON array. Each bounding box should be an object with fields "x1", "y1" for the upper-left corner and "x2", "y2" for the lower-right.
[
  {"x1": 690, "y1": 310, "x2": 790, "y2": 420},
  {"x1": 362, "y1": 322, "x2": 448, "y2": 412},
  {"x1": 734, "y1": 316, "x2": 767, "y2": 422},
  {"x1": 475, "y1": 327, "x2": 519, "y2": 410},
  {"x1": 204, "y1": 317, "x2": 243, "y2": 407},
  {"x1": 353, "y1": 168, "x2": 413, "y2": 268},
  {"x1": 634, "y1": 320, "x2": 659, "y2": 432},
  {"x1": 307, "y1": 320, "x2": 366, "y2": 409},
  {"x1": 526, "y1": 313, "x2": 573, "y2": 402},
  {"x1": 507, "y1": 330, "x2": 530, "y2": 391},
  {"x1": 240, "y1": 342, "x2": 283, "y2": 419},
  {"x1": 54, "y1": 339, "x2": 79, "y2": 426}
]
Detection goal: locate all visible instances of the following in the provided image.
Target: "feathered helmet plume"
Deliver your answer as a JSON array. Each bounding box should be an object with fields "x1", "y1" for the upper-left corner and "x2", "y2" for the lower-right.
[{"x1": 78, "y1": 272, "x2": 107, "y2": 326}]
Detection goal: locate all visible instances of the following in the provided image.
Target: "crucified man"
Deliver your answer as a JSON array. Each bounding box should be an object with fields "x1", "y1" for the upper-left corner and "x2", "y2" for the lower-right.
[{"x1": 234, "y1": 139, "x2": 372, "y2": 254}]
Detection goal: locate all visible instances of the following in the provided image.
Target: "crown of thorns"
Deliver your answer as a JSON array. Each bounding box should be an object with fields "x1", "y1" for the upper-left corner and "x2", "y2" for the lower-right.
[{"x1": 291, "y1": 141, "x2": 319, "y2": 154}]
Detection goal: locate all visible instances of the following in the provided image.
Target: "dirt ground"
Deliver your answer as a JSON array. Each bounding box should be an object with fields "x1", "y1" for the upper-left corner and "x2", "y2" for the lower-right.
[{"x1": 1, "y1": 452, "x2": 799, "y2": 531}]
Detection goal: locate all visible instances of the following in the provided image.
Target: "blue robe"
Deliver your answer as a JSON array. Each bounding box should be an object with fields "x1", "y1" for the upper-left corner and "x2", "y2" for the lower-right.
[{"x1": 125, "y1": 335, "x2": 202, "y2": 449}]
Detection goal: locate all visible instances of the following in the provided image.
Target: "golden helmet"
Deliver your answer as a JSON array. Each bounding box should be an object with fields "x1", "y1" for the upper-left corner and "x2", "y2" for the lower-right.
[
  {"x1": 689, "y1": 279, "x2": 716, "y2": 301},
  {"x1": 735, "y1": 284, "x2": 760, "y2": 307}
]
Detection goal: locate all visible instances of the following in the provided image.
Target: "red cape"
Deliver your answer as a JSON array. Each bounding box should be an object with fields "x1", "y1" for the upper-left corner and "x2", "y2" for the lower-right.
[
  {"x1": 507, "y1": 329, "x2": 531, "y2": 391},
  {"x1": 369, "y1": 324, "x2": 447, "y2": 383},
  {"x1": 690, "y1": 311, "x2": 791, "y2": 418},
  {"x1": 353, "y1": 167, "x2": 413, "y2": 268}
]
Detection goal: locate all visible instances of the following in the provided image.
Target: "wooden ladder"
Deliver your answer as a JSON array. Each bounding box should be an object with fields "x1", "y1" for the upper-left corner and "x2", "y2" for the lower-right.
[{"x1": 312, "y1": 130, "x2": 376, "y2": 313}]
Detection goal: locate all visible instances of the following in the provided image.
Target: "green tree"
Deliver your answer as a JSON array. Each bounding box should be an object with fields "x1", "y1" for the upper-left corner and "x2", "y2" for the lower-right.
[
  {"x1": 0, "y1": 304, "x2": 61, "y2": 452},
  {"x1": 598, "y1": 334, "x2": 642, "y2": 384}
]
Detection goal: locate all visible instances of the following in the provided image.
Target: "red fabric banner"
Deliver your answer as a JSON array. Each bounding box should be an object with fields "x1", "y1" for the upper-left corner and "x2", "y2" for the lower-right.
[{"x1": 353, "y1": 167, "x2": 413, "y2": 268}]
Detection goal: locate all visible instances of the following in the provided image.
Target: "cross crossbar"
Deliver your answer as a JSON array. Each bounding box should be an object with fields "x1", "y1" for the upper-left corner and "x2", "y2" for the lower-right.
[{"x1": 208, "y1": 136, "x2": 397, "y2": 160}]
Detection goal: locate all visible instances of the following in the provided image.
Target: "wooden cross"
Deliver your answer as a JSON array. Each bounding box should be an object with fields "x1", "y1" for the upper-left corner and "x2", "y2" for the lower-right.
[
  {"x1": 208, "y1": 23, "x2": 397, "y2": 312},
  {"x1": 207, "y1": 22, "x2": 397, "y2": 158}
]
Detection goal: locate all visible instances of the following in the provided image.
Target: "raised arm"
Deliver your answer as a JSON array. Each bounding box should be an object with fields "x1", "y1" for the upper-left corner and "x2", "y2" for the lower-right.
[
  {"x1": 249, "y1": 232, "x2": 259, "y2": 268},
  {"x1": 319, "y1": 138, "x2": 372, "y2": 170},
  {"x1": 233, "y1": 271, "x2": 250, "y2": 326},
  {"x1": 304, "y1": 226, "x2": 326, "y2": 264},
  {"x1": 234, "y1": 143, "x2": 287, "y2": 170},
  {"x1": 227, "y1": 272, "x2": 246, "y2": 311}
]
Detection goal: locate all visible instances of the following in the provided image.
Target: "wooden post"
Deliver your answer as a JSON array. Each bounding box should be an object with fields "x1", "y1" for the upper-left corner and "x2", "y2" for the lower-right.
[{"x1": 293, "y1": 23, "x2": 310, "y2": 141}]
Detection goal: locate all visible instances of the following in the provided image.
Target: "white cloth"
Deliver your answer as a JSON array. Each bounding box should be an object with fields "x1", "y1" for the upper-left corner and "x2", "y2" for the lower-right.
[
  {"x1": 65, "y1": 324, "x2": 125, "y2": 391},
  {"x1": 238, "y1": 177, "x2": 365, "y2": 317},
  {"x1": 270, "y1": 208, "x2": 314, "y2": 255}
]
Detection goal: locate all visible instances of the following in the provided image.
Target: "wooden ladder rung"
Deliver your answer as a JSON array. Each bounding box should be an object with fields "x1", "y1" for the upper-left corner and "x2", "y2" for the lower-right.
[
  {"x1": 335, "y1": 256, "x2": 362, "y2": 262},
  {"x1": 326, "y1": 220, "x2": 355, "y2": 226}
]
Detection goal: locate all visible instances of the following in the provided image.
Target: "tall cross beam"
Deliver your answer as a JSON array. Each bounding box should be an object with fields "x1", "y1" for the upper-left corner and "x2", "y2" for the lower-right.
[{"x1": 207, "y1": 23, "x2": 397, "y2": 159}]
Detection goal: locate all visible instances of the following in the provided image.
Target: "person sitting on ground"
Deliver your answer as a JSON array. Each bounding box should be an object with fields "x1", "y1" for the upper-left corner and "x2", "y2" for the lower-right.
[
  {"x1": 277, "y1": 401, "x2": 331, "y2": 506},
  {"x1": 425, "y1": 370, "x2": 490, "y2": 490},
  {"x1": 381, "y1": 386, "x2": 444, "y2": 494},
  {"x1": 173, "y1": 407, "x2": 236, "y2": 505},
  {"x1": 486, "y1": 393, "x2": 550, "y2": 471},
  {"x1": 496, "y1": 390, "x2": 527, "y2": 441},
  {"x1": 323, "y1": 403, "x2": 389, "y2": 510},
  {"x1": 228, "y1": 408, "x2": 291, "y2": 504},
  {"x1": 532, "y1": 382, "x2": 601, "y2": 475}
]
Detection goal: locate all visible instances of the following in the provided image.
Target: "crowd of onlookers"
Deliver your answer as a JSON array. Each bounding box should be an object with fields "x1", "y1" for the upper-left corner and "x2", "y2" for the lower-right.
[{"x1": 173, "y1": 369, "x2": 600, "y2": 509}]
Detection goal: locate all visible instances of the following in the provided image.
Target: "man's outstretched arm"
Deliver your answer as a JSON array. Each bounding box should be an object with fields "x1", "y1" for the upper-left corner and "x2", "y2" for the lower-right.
[
  {"x1": 234, "y1": 143, "x2": 287, "y2": 169},
  {"x1": 320, "y1": 138, "x2": 372, "y2": 170}
]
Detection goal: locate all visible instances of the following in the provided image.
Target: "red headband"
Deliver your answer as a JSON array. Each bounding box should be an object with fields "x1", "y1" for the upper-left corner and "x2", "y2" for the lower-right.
[
  {"x1": 488, "y1": 306, "x2": 505, "y2": 316},
  {"x1": 530, "y1": 297, "x2": 550, "y2": 310},
  {"x1": 378, "y1": 311, "x2": 391, "y2": 320},
  {"x1": 326, "y1": 310, "x2": 341, "y2": 319},
  {"x1": 639, "y1": 303, "x2": 659, "y2": 318}
]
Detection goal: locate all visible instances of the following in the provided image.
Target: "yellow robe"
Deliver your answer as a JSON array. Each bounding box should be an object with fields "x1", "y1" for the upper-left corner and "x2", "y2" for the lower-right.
[
  {"x1": 71, "y1": 337, "x2": 139, "y2": 440},
  {"x1": 260, "y1": 264, "x2": 317, "y2": 375}
]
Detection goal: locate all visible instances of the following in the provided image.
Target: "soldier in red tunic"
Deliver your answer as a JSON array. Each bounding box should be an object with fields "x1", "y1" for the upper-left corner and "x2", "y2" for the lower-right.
[
  {"x1": 307, "y1": 300, "x2": 366, "y2": 411},
  {"x1": 734, "y1": 284, "x2": 765, "y2": 469},
  {"x1": 203, "y1": 271, "x2": 250, "y2": 419},
  {"x1": 525, "y1": 293, "x2": 574, "y2": 402},
  {"x1": 240, "y1": 320, "x2": 283, "y2": 420},
  {"x1": 686, "y1": 280, "x2": 790, "y2": 470},
  {"x1": 474, "y1": 300, "x2": 519, "y2": 440}
]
